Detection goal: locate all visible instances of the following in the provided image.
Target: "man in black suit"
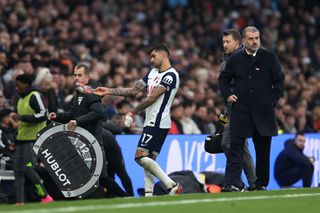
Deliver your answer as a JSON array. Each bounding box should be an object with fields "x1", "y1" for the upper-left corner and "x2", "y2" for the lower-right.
[
  {"x1": 49, "y1": 64, "x2": 128, "y2": 197},
  {"x1": 218, "y1": 26, "x2": 285, "y2": 191},
  {"x1": 220, "y1": 29, "x2": 257, "y2": 190}
]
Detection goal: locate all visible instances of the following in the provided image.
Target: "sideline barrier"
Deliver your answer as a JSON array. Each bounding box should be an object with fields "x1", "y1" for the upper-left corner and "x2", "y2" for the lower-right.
[{"x1": 116, "y1": 133, "x2": 320, "y2": 196}]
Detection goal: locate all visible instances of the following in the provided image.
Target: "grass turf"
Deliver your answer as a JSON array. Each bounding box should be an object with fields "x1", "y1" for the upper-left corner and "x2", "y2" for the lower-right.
[{"x1": 1, "y1": 188, "x2": 320, "y2": 213}]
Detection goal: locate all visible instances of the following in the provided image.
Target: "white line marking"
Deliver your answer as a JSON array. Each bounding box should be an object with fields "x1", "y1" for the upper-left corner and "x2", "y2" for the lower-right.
[{"x1": 4, "y1": 192, "x2": 320, "y2": 213}]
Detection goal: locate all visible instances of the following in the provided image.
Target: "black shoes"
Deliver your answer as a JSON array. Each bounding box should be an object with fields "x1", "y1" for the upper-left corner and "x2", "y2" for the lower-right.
[
  {"x1": 255, "y1": 186, "x2": 267, "y2": 191},
  {"x1": 247, "y1": 185, "x2": 267, "y2": 191},
  {"x1": 221, "y1": 185, "x2": 247, "y2": 192},
  {"x1": 222, "y1": 184, "x2": 267, "y2": 192}
]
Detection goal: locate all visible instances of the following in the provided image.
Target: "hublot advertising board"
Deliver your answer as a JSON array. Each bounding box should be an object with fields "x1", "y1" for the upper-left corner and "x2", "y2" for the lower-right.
[{"x1": 33, "y1": 123, "x2": 103, "y2": 198}]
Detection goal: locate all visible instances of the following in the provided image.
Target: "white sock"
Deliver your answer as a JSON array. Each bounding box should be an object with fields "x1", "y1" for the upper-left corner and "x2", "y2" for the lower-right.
[
  {"x1": 138, "y1": 157, "x2": 175, "y2": 189},
  {"x1": 144, "y1": 169, "x2": 154, "y2": 197}
]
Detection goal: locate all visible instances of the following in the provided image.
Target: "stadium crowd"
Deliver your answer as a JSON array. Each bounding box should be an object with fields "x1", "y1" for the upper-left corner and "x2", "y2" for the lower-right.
[
  {"x1": 0, "y1": 0, "x2": 320, "y2": 134},
  {"x1": 0, "y1": 0, "x2": 320, "y2": 201},
  {"x1": 1, "y1": 0, "x2": 319, "y2": 135}
]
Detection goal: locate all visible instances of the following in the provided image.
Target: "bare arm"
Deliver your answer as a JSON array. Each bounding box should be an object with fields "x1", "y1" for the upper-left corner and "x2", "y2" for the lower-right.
[
  {"x1": 93, "y1": 81, "x2": 146, "y2": 97},
  {"x1": 133, "y1": 85, "x2": 166, "y2": 114}
]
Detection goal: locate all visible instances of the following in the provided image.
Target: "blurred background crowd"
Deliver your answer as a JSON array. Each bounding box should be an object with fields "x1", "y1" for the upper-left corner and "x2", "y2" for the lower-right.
[{"x1": 0, "y1": 0, "x2": 320, "y2": 135}]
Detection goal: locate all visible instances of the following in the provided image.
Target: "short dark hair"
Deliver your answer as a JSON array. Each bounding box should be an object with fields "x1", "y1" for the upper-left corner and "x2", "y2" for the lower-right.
[
  {"x1": 0, "y1": 108, "x2": 13, "y2": 122},
  {"x1": 75, "y1": 63, "x2": 91, "y2": 75},
  {"x1": 223, "y1": 29, "x2": 241, "y2": 42},
  {"x1": 149, "y1": 45, "x2": 170, "y2": 57},
  {"x1": 116, "y1": 100, "x2": 131, "y2": 109},
  {"x1": 16, "y1": 74, "x2": 33, "y2": 86},
  {"x1": 295, "y1": 131, "x2": 305, "y2": 139}
]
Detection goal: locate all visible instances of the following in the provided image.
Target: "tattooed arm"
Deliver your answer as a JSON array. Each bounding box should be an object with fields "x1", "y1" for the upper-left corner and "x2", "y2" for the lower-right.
[
  {"x1": 93, "y1": 81, "x2": 146, "y2": 97},
  {"x1": 133, "y1": 85, "x2": 166, "y2": 114}
]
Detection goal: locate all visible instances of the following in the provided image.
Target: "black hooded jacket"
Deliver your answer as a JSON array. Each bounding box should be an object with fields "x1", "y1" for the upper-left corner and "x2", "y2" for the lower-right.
[{"x1": 274, "y1": 139, "x2": 312, "y2": 178}]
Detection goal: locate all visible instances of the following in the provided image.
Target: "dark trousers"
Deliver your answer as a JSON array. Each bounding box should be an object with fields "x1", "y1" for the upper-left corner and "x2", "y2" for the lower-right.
[
  {"x1": 97, "y1": 135, "x2": 128, "y2": 197},
  {"x1": 275, "y1": 164, "x2": 314, "y2": 188},
  {"x1": 221, "y1": 125, "x2": 257, "y2": 188},
  {"x1": 14, "y1": 142, "x2": 48, "y2": 202},
  {"x1": 103, "y1": 128, "x2": 134, "y2": 196},
  {"x1": 225, "y1": 127, "x2": 271, "y2": 188}
]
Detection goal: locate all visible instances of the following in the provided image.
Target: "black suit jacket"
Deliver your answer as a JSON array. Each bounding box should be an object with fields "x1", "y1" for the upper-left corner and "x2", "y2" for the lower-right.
[
  {"x1": 55, "y1": 80, "x2": 106, "y2": 141},
  {"x1": 218, "y1": 47, "x2": 285, "y2": 137}
]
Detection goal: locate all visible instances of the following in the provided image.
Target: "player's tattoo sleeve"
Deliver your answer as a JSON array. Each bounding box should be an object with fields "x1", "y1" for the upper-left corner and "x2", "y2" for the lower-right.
[
  {"x1": 133, "y1": 85, "x2": 166, "y2": 114},
  {"x1": 109, "y1": 81, "x2": 146, "y2": 97}
]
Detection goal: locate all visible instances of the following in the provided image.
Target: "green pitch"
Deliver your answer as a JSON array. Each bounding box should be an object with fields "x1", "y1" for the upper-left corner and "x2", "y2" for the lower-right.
[{"x1": 1, "y1": 188, "x2": 320, "y2": 213}]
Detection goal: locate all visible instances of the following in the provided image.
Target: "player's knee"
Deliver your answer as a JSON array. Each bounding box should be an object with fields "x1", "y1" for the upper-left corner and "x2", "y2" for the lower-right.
[
  {"x1": 135, "y1": 156, "x2": 151, "y2": 168},
  {"x1": 135, "y1": 156, "x2": 145, "y2": 166}
]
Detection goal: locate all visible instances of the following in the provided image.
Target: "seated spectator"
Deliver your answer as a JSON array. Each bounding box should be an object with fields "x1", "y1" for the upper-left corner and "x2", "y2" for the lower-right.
[
  {"x1": 274, "y1": 132, "x2": 314, "y2": 188},
  {"x1": 311, "y1": 105, "x2": 320, "y2": 132},
  {"x1": 168, "y1": 104, "x2": 184, "y2": 134},
  {"x1": 33, "y1": 67, "x2": 60, "y2": 113},
  {"x1": 0, "y1": 108, "x2": 18, "y2": 170},
  {"x1": 192, "y1": 103, "x2": 209, "y2": 134},
  {"x1": 180, "y1": 100, "x2": 201, "y2": 134},
  {"x1": 116, "y1": 100, "x2": 143, "y2": 134},
  {"x1": 283, "y1": 113, "x2": 297, "y2": 133},
  {"x1": 0, "y1": 90, "x2": 9, "y2": 110}
]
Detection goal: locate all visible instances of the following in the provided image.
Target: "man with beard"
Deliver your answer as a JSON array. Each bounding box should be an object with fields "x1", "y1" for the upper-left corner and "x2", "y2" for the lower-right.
[
  {"x1": 220, "y1": 29, "x2": 257, "y2": 190},
  {"x1": 218, "y1": 26, "x2": 285, "y2": 191},
  {"x1": 89, "y1": 45, "x2": 182, "y2": 196}
]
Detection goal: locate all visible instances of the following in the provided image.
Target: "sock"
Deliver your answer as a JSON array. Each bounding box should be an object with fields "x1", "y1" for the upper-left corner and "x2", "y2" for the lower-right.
[
  {"x1": 35, "y1": 184, "x2": 46, "y2": 197},
  {"x1": 144, "y1": 169, "x2": 154, "y2": 196},
  {"x1": 137, "y1": 157, "x2": 175, "y2": 189}
]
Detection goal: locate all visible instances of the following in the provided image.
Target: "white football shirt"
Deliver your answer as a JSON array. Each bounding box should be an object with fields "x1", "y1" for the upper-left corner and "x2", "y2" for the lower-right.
[{"x1": 139, "y1": 67, "x2": 180, "y2": 129}]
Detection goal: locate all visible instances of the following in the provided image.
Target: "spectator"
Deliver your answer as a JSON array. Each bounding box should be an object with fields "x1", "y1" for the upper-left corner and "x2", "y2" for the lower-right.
[
  {"x1": 0, "y1": 108, "x2": 18, "y2": 170},
  {"x1": 0, "y1": 90, "x2": 9, "y2": 110},
  {"x1": 168, "y1": 103, "x2": 184, "y2": 134},
  {"x1": 180, "y1": 100, "x2": 201, "y2": 134},
  {"x1": 116, "y1": 100, "x2": 143, "y2": 134},
  {"x1": 192, "y1": 103, "x2": 209, "y2": 134},
  {"x1": 283, "y1": 113, "x2": 297, "y2": 134},
  {"x1": 0, "y1": 0, "x2": 318, "y2": 146},
  {"x1": 274, "y1": 132, "x2": 314, "y2": 188},
  {"x1": 33, "y1": 67, "x2": 60, "y2": 114}
]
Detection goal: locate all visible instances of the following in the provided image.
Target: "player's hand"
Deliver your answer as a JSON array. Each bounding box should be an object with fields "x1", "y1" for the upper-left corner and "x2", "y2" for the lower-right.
[
  {"x1": 48, "y1": 112, "x2": 57, "y2": 120},
  {"x1": 88, "y1": 87, "x2": 109, "y2": 96},
  {"x1": 227, "y1": 94, "x2": 238, "y2": 103},
  {"x1": 67, "y1": 120, "x2": 77, "y2": 131},
  {"x1": 124, "y1": 112, "x2": 135, "y2": 127}
]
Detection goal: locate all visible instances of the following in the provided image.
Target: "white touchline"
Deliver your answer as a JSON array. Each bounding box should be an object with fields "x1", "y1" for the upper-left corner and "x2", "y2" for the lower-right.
[{"x1": 4, "y1": 192, "x2": 320, "y2": 213}]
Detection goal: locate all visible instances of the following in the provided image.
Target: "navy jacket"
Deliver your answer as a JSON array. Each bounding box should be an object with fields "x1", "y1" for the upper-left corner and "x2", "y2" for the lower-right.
[
  {"x1": 274, "y1": 139, "x2": 312, "y2": 178},
  {"x1": 218, "y1": 47, "x2": 285, "y2": 137}
]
